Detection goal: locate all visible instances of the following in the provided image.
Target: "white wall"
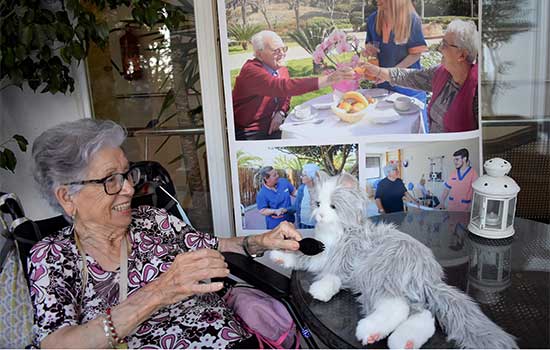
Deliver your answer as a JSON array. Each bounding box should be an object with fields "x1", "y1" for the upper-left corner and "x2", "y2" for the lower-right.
[
  {"x1": 0, "y1": 64, "x2": 91, "y2": 220},
  {"x1": 400, "y1": 139, "x2": 480, "y2": 199}
]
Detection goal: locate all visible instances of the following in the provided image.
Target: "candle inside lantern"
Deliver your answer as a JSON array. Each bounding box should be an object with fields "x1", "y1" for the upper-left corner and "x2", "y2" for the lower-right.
[{"x1": 485, "y1": 212, "x2": 500, "y2": 226}]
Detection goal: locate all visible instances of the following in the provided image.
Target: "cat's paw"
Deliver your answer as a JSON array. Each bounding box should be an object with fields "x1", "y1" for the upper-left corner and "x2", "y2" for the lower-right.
[
  {"x1": 387, "y1": 310, "x2": 435, "y2": 350},
  {"x1": 308, "y1": 274, "x2": 341, "y2": 302},
  {"x1": 356, "y1": 318, "x2": 384, "y2": 345},
  {"x1": 268, "y1": 250, "x2": 297, "y2": 269}
]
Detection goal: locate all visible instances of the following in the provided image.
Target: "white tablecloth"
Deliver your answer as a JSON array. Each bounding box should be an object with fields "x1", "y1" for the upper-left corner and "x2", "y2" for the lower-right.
[{"x1": 280, "y1": 90, "x2": 425, "y2": 140}]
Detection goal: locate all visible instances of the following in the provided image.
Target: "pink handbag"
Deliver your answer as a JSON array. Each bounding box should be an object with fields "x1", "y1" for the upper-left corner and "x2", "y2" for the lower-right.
[{"x1": 224, "y1": 286, "x2": 299, "y2": 349}]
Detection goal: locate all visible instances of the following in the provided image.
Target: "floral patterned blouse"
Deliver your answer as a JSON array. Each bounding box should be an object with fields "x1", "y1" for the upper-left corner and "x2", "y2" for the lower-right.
[{"x1": 28, "y1": 206, "x2": 250, "y2": 348}]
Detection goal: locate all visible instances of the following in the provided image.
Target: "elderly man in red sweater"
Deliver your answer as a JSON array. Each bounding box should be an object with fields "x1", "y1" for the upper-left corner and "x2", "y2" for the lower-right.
[{"x1": 232, "y1": 30, "x2": 354, "y2": 140}]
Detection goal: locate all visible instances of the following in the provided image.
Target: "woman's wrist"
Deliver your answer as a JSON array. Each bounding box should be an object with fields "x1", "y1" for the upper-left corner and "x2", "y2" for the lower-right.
[{"x1": 243, "y1": 235, "x2": 266, "y2": 258}]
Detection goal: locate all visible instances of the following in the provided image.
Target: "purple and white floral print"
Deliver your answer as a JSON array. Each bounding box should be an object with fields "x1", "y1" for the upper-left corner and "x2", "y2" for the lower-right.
[{"x1": 28, "y1": 206, "x2": 250, "y2": 348}]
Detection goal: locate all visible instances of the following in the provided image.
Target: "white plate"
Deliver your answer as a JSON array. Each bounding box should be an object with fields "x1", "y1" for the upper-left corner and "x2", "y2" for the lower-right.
[
  {"x1": 367, "y1": 114, "x2": 402, "y2": 124},
  {"x1": 287, "y1": 113, "x2": 316, "y2": 123},
  {"x1": 394, "y1": 105, "x2": 421, "y2": 115},
  {"x1": 363, "y1": 88, "x2": 390, "y2": 98},
  {"x1": 312, "y1": 102, "x2": 333, "y2": 110}
]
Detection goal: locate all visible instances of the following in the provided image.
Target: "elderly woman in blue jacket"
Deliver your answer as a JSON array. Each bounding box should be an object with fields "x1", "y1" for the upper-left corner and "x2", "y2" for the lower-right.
[{"x1": 295, "y1": 163, "x2": 320, "y2": 229}]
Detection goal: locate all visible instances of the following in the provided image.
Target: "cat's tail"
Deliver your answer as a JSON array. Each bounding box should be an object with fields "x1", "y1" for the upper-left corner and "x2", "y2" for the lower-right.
[{"x1": 425, "y1": 282, "x2": 518, "y2": 349}]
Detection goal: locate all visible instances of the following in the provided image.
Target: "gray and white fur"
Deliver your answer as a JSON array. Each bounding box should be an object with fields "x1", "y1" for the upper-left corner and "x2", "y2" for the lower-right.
[{"x1": 269, "y1": 172, "x2": 517, "y2": 349}]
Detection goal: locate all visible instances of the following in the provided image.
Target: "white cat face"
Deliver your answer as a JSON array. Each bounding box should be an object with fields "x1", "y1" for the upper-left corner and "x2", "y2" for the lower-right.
[
  {"x1": 312, "y1": 172, "x2": 367, "y2": 227},
  {"x1": 313, "y1": 177, "x2": 341, "y2": 225}
]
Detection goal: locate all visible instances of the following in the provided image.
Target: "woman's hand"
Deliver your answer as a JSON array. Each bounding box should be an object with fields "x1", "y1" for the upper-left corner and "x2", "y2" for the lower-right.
[
  {"x1": 362, "y1": 44, "x2": 380, "y2": 57},
  {"x1": 319, "y1": 67, "x2": 355, "y2": 88},
  {"x1": 256, "y1": 221, "x2": 302, "y2": 252},
  {"x1": 151, "y1": 249, "x2": 229, "y2": 307}
]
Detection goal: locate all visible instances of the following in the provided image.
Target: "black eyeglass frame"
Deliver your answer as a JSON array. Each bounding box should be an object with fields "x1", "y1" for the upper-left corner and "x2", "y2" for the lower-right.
[
  {"x1": 63, "y1": 167, "x2": 141, "y2": 195},
  {"x1": 440, "y1": 39, "x2": 460, "y2": 49}
]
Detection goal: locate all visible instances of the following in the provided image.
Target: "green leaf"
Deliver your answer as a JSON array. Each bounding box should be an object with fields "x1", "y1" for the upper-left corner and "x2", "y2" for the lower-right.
[
  {"x1": 73, "y1": 42, "x2": 85, "y2": 60},
  {"x1": 13, "y1": 135, "x2": 28, "y2": 152},
  {"x1": 41, "y1": 9, "x2": 55, "y2": 23},
  {"x1": 15, "y1": 45, "x2": 27, "y2": 60},
  {"x1": 168, "y1": 154, "x2": 185, "y2": 165},
  {"x1": 3, "y1": 148, "x2": 17, "y2": 172},
  {"x1": 60, "y1": 47, "x2": 72, "y2": 64},
  {"x1": 39, "y1": 45, "x2": 51, "y2": 60},
  {"x1": 157, "y1": 90, "x2": 175, "y2": 119},
  {"x1": 154, "y1": 136, "x2": 172, "y2": 154},
  {"x1": 3, "y1": 48, "x2": 15, "y2": 68},
  {"x1": 95, "y1": 22, "x2": 109, "y2": 41},
  {"x1": 21, "y1": 25, "x2": 34, "y2": 47},
  {"x1": 75, "y1": 24, "x2": 86, "y2": 42}
]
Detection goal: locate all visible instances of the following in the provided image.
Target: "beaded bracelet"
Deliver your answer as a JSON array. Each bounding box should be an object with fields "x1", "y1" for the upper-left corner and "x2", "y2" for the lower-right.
[{"x1": 102, "y1": 307, "x2": 128, "y2": 349}]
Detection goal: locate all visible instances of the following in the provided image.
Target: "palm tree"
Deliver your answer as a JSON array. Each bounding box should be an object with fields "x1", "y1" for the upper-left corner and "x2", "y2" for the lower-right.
[
  {"x1": 237, "y1": 150, "x2": 263, "y2": 168},
  {"x1": 228, "y1": 23, "x2": 263, "y2": 50},
  {"x1": 288, "y1": 22, "x2": 333, "y2": 73}
]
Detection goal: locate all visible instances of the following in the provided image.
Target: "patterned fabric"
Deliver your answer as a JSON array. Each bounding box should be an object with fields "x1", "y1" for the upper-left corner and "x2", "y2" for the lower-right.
[
  {"x1": 0, "y1": 246, "x2": 33, "y2": 348},
  {"x1": 28, "y1": 206, "x2": 250, "y2": 348}
]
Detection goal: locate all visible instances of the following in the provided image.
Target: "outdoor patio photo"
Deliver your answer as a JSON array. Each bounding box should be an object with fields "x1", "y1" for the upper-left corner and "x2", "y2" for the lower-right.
[
  {"x1": 236, "y1": 143, "x2": 358, "y2": 230},
  {"x1": 221, "y1": 0, "x2": 479, "y2": 141}
]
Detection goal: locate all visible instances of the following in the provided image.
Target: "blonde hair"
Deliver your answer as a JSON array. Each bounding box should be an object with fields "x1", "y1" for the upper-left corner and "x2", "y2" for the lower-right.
[{"x1": 376, "y1": 0, "x2": 417, "y2": 45}]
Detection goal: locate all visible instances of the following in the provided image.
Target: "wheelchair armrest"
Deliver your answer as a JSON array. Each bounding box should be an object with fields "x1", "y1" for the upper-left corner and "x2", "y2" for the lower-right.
[{"x1": 222, "y1": 252, "x2": 290, "y2": 299}]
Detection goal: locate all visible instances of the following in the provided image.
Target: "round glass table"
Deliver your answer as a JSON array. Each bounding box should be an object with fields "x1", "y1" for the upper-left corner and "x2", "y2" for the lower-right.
[{"x1": 290, "y1": 211, "x2": 549, "y2": 348}]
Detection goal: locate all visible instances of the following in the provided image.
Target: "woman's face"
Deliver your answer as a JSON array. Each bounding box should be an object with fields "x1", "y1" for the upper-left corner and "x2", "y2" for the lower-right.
[
  {"x1": 301, "y1": 174, "x2": 313, "y2": 186},
  {"x1": 439, "y1": 32, "x2": 464, "y2": 69},
  {"x1": 264, "y1": 169, "x2": 279, "y2": 187},
  {"x1": 71, "y1": 147, "x2": 135, "y2": 231}
]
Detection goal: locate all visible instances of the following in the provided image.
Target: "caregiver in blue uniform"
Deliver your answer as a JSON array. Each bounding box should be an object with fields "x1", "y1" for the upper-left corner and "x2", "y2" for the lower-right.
[{"x1": 365, "y1": 0, "x2": 429, "y2": 129}]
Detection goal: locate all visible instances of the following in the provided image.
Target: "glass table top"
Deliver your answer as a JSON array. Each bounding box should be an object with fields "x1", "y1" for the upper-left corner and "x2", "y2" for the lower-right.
[{"x1": 290, "y1": 211, "x2": 550, "y2": 348}]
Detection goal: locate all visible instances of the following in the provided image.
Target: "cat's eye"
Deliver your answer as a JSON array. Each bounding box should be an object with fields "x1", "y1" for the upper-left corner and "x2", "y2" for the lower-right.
[
  {"x1": 330, "y1": 204, "x2": 336, "y2": 209},
  {"x1": 316, "y1": 201, "x2": 320, "y2": 207}
]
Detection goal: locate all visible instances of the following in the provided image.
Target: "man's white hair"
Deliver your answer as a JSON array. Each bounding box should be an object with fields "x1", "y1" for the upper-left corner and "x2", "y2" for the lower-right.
[
  {"x1": 446, "y1": 19, "x2": 480, "y2": 64},
  {"x1": 251, "y1": 30, "x2": 283, "y2": 54}
]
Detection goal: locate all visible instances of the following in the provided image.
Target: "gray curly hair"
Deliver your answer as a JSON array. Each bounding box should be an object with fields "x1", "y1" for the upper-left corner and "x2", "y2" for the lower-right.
[
  {"x1": 32, "y1": 119, "x2": 127, "y2": 215},
  {"x1": 446, "y1": 19, "x2": 480, "y2": 64}
]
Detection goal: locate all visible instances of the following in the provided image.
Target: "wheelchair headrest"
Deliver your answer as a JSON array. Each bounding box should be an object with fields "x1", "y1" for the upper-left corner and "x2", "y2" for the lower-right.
[{"x1": 0, "y1": 192, "x2": 25, "y2": 220}]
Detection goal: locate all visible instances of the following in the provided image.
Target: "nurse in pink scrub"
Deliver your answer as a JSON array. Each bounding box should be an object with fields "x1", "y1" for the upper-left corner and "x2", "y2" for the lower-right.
[{"x1": 438, "y1": 148, "x2": 478, "y2": 212}]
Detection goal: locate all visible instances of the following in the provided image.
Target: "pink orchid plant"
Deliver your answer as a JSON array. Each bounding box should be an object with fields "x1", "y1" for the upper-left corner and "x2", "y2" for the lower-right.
[{"x1": 313, "y1": 29, "x2": 364, "y2": 91}]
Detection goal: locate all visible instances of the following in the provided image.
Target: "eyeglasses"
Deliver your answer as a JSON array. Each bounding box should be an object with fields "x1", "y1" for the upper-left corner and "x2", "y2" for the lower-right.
[
  {"x1": 64, "y1": 167, "x2": 141, "y2": 195},
  {"x1": 439, "y1": 40, "x2": 460, "y2": 49},
  {"x1": 268, "y1": 46, "x2": 288, "y2": 55}
]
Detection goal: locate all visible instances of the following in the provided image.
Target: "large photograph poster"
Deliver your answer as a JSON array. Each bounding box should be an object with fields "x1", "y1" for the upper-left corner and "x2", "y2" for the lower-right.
[{"x1": 218, "y1": 0, "x2": 481, "y2": 235}]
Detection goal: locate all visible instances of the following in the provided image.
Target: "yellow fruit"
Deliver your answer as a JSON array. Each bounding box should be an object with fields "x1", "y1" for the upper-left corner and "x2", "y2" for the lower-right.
[
  {"x1": 338, "y1": 102, "x2": 352, "y2": 112},
  {"x1": 342, "y1": 91, "x2": 369, "y2": 105},
  {"x1": 350, "y1": 102, "x2": 366, "y2": 113}
]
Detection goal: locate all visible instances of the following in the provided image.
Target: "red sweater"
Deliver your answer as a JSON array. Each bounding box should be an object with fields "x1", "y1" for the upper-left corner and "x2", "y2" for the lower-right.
[{"x1": 232, "y1": 59, "x2": 319, "y2": 132}]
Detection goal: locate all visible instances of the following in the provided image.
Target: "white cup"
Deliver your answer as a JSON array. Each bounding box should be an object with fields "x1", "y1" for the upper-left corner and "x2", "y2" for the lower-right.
[
  {"x1": 394, "y1": 96, "x2": 413, "y2": 111},
  {"x1": 294, "y1": 105, "x2": 311, "y2": 120}
]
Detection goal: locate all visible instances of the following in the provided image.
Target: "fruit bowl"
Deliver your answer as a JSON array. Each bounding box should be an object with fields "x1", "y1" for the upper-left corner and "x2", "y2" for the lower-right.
[{"x1": 330, "y1": 91, "x2": 371, "y2": 123}]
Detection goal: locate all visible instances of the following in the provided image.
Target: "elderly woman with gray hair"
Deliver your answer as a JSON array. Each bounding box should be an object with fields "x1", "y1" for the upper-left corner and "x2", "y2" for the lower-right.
[
  {"x1": 28, "y1": 119, "x2": 302, "y2": 349},
  {"x1": 375, "y1": 164, "x2": 419, "y2": 214},
  {"x1": 360, "y1": 19, "x2": 480, "y2": 133}
]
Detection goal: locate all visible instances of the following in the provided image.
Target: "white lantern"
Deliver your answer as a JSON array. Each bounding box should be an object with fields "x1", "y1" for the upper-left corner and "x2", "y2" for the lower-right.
[{"x1": 468, "y1": 158, "x2": 520, "y2": 239}]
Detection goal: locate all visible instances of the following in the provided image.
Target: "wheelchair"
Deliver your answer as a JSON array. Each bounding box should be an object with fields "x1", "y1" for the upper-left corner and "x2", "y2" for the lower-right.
[{"x1": 0, "y1": 161, "x2": 319, "y2": 348}]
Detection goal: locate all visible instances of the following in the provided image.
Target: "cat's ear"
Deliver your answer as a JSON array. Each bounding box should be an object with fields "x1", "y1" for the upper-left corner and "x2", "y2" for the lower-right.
[
  {"x1": 337, "y1": 172, "x2": 359, "y2": 189},
  {"x1": 315, "y1": 170, "x2": 330, "y2": 185}
]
